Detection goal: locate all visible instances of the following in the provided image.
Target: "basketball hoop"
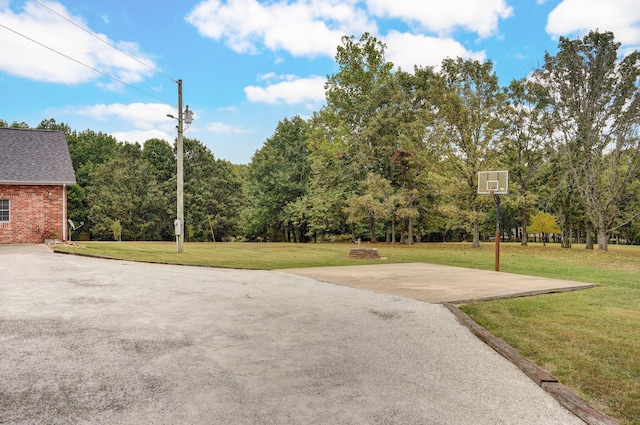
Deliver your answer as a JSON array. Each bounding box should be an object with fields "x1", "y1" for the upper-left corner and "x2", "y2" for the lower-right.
[
  {"x1": 477, "y1": 170, "x2": 508, "y2": 195},
  {"x1": 478, "y1": 171, "x2": 509, "y2": 272}
]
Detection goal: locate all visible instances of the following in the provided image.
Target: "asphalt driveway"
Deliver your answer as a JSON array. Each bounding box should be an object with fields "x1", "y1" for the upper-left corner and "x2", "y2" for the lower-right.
[{"x1": 0, "y1": 246, "x2": 586, "y2": 424}]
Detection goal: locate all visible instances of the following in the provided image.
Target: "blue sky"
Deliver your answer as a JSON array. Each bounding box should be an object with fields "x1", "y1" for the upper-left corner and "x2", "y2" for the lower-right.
[{"x1": 1, "y1": 0, "x2": 639, "y2": 164}]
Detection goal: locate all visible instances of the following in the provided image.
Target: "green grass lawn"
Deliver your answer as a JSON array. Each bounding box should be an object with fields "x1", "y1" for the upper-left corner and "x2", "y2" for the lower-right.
[{"x1": 55, "y1": 241, "x2": 640, "y2": 424}]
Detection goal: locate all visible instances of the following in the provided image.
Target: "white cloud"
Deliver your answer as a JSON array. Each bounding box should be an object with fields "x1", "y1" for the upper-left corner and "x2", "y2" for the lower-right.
[
  {"x1": 383, "y1": 31, "x2": 486, "y2": 71},
  {"x1": 366, "y1": 0, "x2": 513, "y2": 38},
  {"x1": 111, "y1": 129, "x2": 174, "y2": 144},
  {"x1": 186, "y1": 0, "x2": 376, "y2": 57},
  {"x1": 77, "y1": 103, "x2": 175, "y2": 129},
  {"x1": 546, "y1": 0, "x2": 640, "y2": 46},
  {"x1": 74, "y1": 102, "x2": 180, "y2": 143},
  {"x1": 185, "y1": 0, "x2": 511, "y2": 66},
  {"x1": 0, "y1": 1, "x2": 157, "y2": 85},
  {"x1": 257, "y1": 72, "x2": 301, "y2": 83},
  {"x1": 257, "y1": 72, "x2": 282, "y2": 82},
  {"x1": 245, "y1": 75, "x2": 326, "y2": 105},
  {"x1": 217, "y1": 106, "x2": 239, "y2": 113},
  {"x1": 206, "y1": 122, "x2": 250, "y2": 134}
]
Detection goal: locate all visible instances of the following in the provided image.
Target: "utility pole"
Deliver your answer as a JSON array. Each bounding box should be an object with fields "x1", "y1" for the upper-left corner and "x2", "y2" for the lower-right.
[
  {"x1": 168, "y1": 80, "x2": 192, "y2": 254},
  {"x1": 176, "y1": 79, "x2": 184, "y2": 253}
]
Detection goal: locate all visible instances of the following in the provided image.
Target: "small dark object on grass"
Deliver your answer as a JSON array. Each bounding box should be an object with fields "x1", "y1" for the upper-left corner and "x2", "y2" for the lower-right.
[{"x1": 348, "y1": 248, "x2": 380, "y2": 259}]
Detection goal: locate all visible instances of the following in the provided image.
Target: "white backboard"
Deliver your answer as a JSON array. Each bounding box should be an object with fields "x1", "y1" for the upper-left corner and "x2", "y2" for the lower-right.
[{"x1": 478, "y1": 170, "x2": 509, "y2": 195}]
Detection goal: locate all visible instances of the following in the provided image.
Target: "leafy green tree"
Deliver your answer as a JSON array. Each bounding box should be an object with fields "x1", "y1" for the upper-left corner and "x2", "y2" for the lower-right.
[
  {"x1": 206, "y1": 158, "x2": 245, "y2": 241},
  {"x1": 60, "y1": 127, "x2": 118, "y2": 235},
  {"x1": 182, "y1": 138, "x2": 244, "y2": 241},
  {"x1": 535, "y1": 137, "x2": 579, "y2": 249},
  {"x1": 536, "y1": 31, "x2": 640, "y2": 251},
  {"x1": 111, "y1": 219, "x2": 122, "y2": 241},
  {"x1": 431, "y1": 203, "x2": 464, "y2": 242},
  {"x1": 317, "y1": 32, "x2": 398, "y2": 218},
  {"x1": 529, "y1": 212, "x2": 561, "y2": 245},
  {"x1": 310, "y1": 34, "x2": 433, "y2": 241},
  {"x1": 37, "y1": 118, "x2": 72, "y2": 134},
  {"x1": 143, "y1": 138, "x2": 175, "y2": 183},
  {"x1": 503, "y1": 79, "x2": 550, "y2": 245},
  {"x1": 245, "y1": 116, "x2": 310, "y2": 241},
  {"x1": 325, "y1": 32, "x2": 395, "y2": 177},
  {"x1": 139, "y1": 138, "x2": 176, "y2": 239},
  {"x1": 429, "y1": 58, "x2": 506, "y2": 247},
  {"x1": 87, "y1": 143, "x2": 163, "y2": 240},
  {"x1": 344, "y1": 173, "x2": 394, "y2": 242},
  {"x1": 298, "y1": 110, "x2": 356, "y2": 239},
  {"x1": 384, "y1": 70, "x2": 438, "y2": 243}
]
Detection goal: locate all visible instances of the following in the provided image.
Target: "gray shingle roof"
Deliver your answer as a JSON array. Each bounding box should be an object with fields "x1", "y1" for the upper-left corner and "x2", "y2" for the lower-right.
[{"x1": 0, "y1": 128, "x2": 76, "y2": 185}]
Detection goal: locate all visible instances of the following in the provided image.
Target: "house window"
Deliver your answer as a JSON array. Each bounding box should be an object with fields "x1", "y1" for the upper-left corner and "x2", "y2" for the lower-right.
[{"x1": 0, "y1": 199, "x2": 9, "y2": 222}]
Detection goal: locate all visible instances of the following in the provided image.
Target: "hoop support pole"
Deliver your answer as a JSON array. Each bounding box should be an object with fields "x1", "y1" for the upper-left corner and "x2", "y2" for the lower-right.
[
  {"x1": 493, "y1": 194, "x2": 501, "y2": 272},
  {"x1": 495, "y1": 231, "x2": 500, "y2": 271}
]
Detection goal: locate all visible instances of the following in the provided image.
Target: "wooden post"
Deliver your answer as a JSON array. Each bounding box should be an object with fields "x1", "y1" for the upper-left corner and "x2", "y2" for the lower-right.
[
  {"x1": 207, "y1": 215, "x2": 216, "y2": 244},
  {"x1": 495, "y1": 230, "x2": 500, "y2": 271},
  {"x1": 494, "y1": 193, "x2": 501, "y2": 272}
]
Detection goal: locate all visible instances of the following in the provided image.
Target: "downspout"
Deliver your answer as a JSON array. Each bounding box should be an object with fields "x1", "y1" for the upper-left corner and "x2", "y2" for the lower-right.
[{"x1": 62, "y1": 184, "x2": 67, "y2": 241}]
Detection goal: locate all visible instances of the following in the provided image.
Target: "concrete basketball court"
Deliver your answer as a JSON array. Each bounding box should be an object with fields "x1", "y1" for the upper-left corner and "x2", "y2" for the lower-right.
[
  {"x1": 0, "y1": 245, "x2": 597, "y2": 424},
  {"x1": 284, "y1": 262, "x2": 594, "y2": 304}
]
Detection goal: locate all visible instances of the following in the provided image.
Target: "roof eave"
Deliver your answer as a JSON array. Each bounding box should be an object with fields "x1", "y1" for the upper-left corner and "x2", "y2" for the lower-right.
[{"x1": 0, "y1": 180, "x2": 77, "y2": 186}]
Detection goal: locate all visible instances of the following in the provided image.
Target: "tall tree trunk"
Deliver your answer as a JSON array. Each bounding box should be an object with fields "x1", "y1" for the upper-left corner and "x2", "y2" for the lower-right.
[
  {"x1": 407, "y1": 218, "x2": 414, "y2": 245},
  {"x1": 391, "y1": 215, "x2": 396, "y2": 245},
  {"x1": 561, "y1": 225, "x2": 572, "y2": 248},
  {"x1": 585, "y1": 224, "x2": 594, "y2": 250},
  {"x1": 472, "y1": 217, "x2": 480, "y2": 248},
  {"x1": 369, "y1": 213, "x2": 377, "y2": 243},
  {"x1": 521, "y1": 208, "x2": 528, "y2": 246},
  {"x1": 597, "y1": 222, "x2": 608, "y2": 252}
]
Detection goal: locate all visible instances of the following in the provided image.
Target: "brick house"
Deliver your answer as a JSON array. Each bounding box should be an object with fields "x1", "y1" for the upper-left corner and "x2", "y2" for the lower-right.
[{"x1": 0, "y1": 128, "x2": 76, "y2": 244}]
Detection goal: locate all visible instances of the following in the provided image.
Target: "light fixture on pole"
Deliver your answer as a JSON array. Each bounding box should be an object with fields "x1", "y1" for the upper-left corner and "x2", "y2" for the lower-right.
[{"x1": 167, "y1": 79, "x2": 193, "y2": 254}]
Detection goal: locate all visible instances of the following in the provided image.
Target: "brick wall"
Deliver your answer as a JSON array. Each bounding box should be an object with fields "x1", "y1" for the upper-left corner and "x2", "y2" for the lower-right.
[{"x1": 0, "y1": 185, "x2": 65, "y2": 244}]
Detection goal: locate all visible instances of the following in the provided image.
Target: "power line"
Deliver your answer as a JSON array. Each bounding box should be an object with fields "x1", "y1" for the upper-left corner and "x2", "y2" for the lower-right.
[
  {"x1": 0, "y1": 22, "x2": 173, "y2": 105},
  {"x1": 32, "y1": 0, "x2": 177, "y2": 84}
]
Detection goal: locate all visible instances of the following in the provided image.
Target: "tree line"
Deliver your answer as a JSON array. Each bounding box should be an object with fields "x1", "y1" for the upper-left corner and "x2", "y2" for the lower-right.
[
  {"x1": 1, "y1": 119, "x2": 245, "y2": 242},
  {"x1": 245, "y1": 31, "x2": 640, "y2": 251},
  {"x1": 3, "y1": 30, "x2": 639, "y2": 251}
]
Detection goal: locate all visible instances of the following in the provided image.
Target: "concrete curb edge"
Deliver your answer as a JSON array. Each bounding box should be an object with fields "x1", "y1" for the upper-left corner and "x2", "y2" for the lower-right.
[
  {"x1": 443, "y1": 303, "x2": 619, "y2": 425},
  {"x1": 442, "y1": 284, "x2": 595, "y2": 305},
  {"x1": 52, "y1": 249, "x2": 264, "y2": 270}
]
